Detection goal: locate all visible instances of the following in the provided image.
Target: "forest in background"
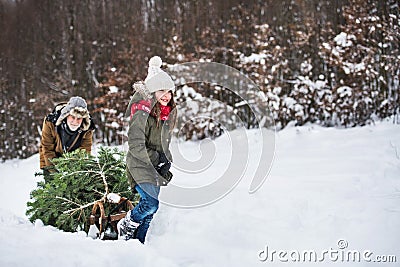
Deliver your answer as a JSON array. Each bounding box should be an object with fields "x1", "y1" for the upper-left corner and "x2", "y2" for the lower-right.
[{"x1": 0, "y1": 0, "x2": 399, "y2": 160}]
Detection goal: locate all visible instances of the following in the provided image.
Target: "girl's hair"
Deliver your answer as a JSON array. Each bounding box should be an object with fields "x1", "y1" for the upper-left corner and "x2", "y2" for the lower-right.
[{"x1": 151, "y1": 91, "x2": 177, "y2": 131}]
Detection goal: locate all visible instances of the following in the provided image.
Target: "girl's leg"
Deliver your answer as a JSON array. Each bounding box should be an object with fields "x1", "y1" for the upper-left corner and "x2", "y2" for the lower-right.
[
  {"x1": 135, "y1": 214, "x2": 154, "y2": 243},
  {"x1": 130, "y1": 183, "x2": 160, "y2": 243}
]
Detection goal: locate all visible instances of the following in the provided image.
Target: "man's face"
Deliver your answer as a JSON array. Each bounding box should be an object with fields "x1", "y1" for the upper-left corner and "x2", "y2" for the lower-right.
[{"x1": 66, "y1": 115, "x2": 83, "y2": 131}]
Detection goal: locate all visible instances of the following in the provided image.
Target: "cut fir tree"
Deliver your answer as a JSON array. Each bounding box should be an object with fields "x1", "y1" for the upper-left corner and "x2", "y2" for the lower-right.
[{"x1": 26, "y1": 147, "x2": 137, "y2": 234}]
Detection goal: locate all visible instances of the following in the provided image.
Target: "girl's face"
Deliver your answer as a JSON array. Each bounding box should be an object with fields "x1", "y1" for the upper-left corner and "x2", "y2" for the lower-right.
[
  {"x1": 66, "y1": 115, "x2": 83, "y2": 131},
  {"x1": 155, "y1": 90, "x2": 172, "y2": 106}
]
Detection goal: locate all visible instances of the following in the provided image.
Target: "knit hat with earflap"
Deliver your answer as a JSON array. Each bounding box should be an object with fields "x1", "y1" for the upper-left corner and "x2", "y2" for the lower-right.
[
  {"x1": 55, "y1": 96, "x2": 91, "y2": 131},
  {"x1": 144, "y1": 56, "x2": 175, "y2": 93}
]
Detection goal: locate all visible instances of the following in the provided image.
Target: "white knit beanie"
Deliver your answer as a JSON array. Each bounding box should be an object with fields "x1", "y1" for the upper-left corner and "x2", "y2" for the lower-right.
[{"x1": 144, "y1": 56, "x2": 175, "y2": 93}]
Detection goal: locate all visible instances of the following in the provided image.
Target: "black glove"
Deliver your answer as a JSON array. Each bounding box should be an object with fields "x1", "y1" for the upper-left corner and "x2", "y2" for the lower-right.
[
  {"x1": 157, "y1": 161, "x2": 171, "y2": 177},
  {"x1": 158, "y1": 152, "x2": 169, "y2": 165},
  {"x1": 157, "y1": 152, "x2": 171, "y2": 177}
]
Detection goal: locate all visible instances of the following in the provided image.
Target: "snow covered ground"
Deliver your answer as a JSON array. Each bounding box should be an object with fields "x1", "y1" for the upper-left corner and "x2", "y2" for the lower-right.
[{"x1": 0, "y1": 120, "x2": 399, "y2": 267}]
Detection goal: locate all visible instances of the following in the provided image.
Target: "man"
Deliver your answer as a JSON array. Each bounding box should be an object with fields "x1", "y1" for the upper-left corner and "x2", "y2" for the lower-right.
[{"x1": 39, "y1": 96, "x2": 95, "y2": 176}]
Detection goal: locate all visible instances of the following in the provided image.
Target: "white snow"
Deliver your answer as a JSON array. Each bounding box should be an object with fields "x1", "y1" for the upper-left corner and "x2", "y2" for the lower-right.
[
  {"x1": 109, "y1": 121, "x2": 120, "y2": 128},
  {"x1": 109, "y1": 86, "x2": 119, "y2": 93},
  {"x1": 107, "y1": 193, "x2": 121, "y2": 204},
  {"x1": 242, "y1": 53, "x2": 267, "y2": 64},
  {"x1": 343, "y1": 62, "x2": 366, "y2": 74},
  {"x1": 1, "y1": 121, "x2": 399, "y2": 266},
  {"x1": 337, "y1": 86, "x2": 353, "y2": 97},
  {"x1": 284, "y1": 97, "x2": 296, "y2": 109},
  {"x1": 182, "y1": 85, "x2": 201, "y2": 99},
  {"x1": 334, "y1": 32, "x2": 356, "y2": 47}
]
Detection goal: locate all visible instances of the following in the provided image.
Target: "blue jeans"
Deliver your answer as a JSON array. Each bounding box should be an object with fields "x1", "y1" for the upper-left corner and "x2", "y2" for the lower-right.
[{"x1": 130, "y1": 183, "x2": 160, "y2": 243}]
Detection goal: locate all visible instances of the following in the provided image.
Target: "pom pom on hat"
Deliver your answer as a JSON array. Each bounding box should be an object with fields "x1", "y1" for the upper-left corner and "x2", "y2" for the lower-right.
[
  {"x1": 149, "y1": 56, "x2": 162, "y2": 68},
  {"x1": 144, "y1": 56, "x2": 175, "y2": 93}
]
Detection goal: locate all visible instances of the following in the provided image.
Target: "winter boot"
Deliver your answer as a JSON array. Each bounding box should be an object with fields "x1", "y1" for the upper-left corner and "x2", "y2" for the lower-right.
[{"x1": 117, "y1": 210, "x2": 140, "y2": 240}]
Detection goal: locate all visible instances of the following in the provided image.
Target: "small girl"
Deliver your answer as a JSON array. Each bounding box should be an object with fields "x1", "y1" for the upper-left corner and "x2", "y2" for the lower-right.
[{"x1": 118, "y1": 56, "x2": 176, "y2": 243}]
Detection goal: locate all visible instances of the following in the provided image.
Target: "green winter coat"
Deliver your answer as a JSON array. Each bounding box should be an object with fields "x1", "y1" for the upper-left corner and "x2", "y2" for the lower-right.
[{"x1": 126, "y1": 94, "x2": 173, "y2": 190}]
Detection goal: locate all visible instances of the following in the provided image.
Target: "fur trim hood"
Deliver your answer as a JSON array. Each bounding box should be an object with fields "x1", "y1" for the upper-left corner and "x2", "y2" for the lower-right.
[
  {"x1": 132, "y1": 81, "x2": 153, "y2": 100},
  {"x1": 55, "y1": 96, "x2": 91, "y2": 131}
]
